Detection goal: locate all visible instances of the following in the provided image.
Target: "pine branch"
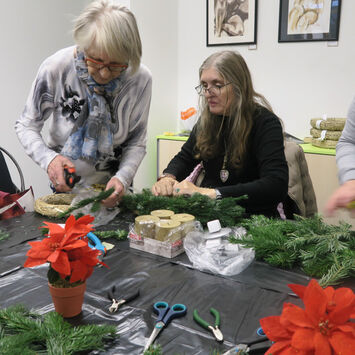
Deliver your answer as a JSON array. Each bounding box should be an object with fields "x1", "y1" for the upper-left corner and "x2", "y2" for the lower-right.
[
  {"x1": 230, "y1": 214, "x2": 355, "y2": 286},
  {"x1": 318, "y1": 250, "x2": 355, "y2": 287},
  {"x1": 0, "y1": 229, "x2": 10, "y2": 242},
  {"x1": 120, "y1": 189, "x2": 246, "y2": 227},
  {"x1": 58, "y1": 188, "x2": 114, "y2": 218},
  {"x1": 144, "y1": 344, "x2": 162, "y2": 355},
  {"x1": 94, "y1": 229, "x2": 127, "y2": 240},
  {"x1": 0, "y1": 305, "x2": 117, "y2": 354}
]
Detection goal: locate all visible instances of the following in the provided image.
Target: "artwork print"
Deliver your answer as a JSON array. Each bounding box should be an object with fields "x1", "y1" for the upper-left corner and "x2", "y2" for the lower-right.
[
  {"x1": 278, "y1": 0, "x2": 341, "y2": 42},
  {"x1": 207, "y1": 0, "x2": 257, "y2": 46}
]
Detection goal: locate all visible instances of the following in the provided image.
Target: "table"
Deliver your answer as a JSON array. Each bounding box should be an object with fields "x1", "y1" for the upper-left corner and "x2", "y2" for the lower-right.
[{"x1": 0, "y1": 212, "x2": 350, "y2": 354}]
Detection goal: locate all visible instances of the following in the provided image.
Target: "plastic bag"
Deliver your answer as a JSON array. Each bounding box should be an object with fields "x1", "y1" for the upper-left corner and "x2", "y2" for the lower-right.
[
  {"x1": 70, "y1": 187, "x2": 120, "y2": 227},
  {"x1": 183, "y1": 226, "x2": 254, "y2": 276},
  {"x1": 180, "y1": 107, "x2": 198, "y2": 132}
]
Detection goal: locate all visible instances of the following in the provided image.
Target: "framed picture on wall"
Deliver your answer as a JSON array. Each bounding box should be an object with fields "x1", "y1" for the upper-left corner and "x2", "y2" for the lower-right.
[
  {"x1": 207, "y1": 0, "x2": 258, "y2": 46},
  {"x1": 278, "y1": 0, "x2": 342, "y2": 43}
]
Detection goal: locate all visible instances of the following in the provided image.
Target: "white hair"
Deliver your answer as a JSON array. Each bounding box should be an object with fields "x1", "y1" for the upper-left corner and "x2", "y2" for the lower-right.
[{"x1": 73, "y1": 0, "x2": 142, "y2": 74}]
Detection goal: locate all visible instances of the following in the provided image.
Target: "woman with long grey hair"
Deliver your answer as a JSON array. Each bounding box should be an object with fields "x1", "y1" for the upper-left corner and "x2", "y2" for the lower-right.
[{"x1": 152, "y1": 51, "x2": 288, "y2": 217}]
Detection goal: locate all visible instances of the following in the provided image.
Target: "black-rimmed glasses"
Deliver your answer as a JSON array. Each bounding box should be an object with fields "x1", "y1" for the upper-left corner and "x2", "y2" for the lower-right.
[{"x1": 195, "y1": 83, "x2": 231, "y2": 96}]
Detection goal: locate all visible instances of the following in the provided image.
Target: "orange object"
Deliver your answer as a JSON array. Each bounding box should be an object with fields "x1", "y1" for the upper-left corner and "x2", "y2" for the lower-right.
[{"x1": 181, "y1": 107, "x2": 197, "y2": 120}]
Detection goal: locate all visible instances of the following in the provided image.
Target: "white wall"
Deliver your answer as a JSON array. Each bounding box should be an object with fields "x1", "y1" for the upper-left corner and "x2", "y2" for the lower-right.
[
  {"x1": 176, "y1": 0, "x2": 355, "y2": 139},
  {"x1": 131, "y1": 0, "x2": 355, "y2": 192},
  {"x1": 2, "y1": 0, "x2": 355, "y2": 198},
  {"x1": 131, "y1": 0, "x2": 178, "y2": 192},
  {"x1": 0, "y1": 0, "x2": 90, "y2": 198}
]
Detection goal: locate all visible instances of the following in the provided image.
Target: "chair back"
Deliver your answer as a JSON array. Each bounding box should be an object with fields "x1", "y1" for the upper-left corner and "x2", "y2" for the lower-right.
[{"x1": 0, "y1": 147, "x2": 25, "y2": 193}]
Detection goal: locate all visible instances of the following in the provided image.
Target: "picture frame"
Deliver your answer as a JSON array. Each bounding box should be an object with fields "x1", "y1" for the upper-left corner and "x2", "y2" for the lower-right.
[
  {"x1": 278, "y1": 0, "x2": 342, "y2": 43},
  {"x1": 207, "y1": 0, "x2": 258, "y2": 46}
]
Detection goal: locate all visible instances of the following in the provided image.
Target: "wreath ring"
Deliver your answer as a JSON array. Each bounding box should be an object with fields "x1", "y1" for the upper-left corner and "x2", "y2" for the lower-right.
[{"x1": 34, "y1": 193, "x2": 76, "y2": 217}]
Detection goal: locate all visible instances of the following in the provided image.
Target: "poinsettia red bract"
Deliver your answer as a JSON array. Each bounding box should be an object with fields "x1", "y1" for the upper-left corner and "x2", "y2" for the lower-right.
[
  {"x1": 24, "y1": 214, "x2": 105, "y2": 283},
  {"x1": 260, "y1": 279, "x2": 355, "y2": 355}
]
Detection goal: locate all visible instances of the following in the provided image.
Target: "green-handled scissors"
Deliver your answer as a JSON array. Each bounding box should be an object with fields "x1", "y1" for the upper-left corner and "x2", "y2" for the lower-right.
[{"x1": 193, "y1": 308, "x2": 223, "y2": 342}]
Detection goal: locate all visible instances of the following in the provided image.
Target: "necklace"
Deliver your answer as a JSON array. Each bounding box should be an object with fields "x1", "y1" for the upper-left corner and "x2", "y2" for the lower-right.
[{"x1": 220, "y1": 154, "x2": 229, "y2": 183}]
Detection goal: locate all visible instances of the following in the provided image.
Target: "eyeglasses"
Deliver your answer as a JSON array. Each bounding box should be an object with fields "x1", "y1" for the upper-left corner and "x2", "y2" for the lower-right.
[
  {"x1": 85, "y1": 56, "x2": 128, "y2": 74},
  {"x1": 195, "y1": 83, "x2": 232, "y2": 96}
]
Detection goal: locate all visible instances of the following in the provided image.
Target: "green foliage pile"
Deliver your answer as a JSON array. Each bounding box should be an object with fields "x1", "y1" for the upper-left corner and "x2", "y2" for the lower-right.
[
  {"x1": 120, "y1": 189, "x2": 246, "y2": 227},
  {"x1": 0, "y1": 305, "x2": 117, "y2": 355},
  {"x1": 230, "y1": 214, "x2": 355, "y2": 286}
]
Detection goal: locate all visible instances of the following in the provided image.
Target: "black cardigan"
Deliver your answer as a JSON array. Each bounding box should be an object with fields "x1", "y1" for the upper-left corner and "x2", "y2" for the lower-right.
[{"x1": 163, "y1": 107, "x2": 289, "y2": 217}]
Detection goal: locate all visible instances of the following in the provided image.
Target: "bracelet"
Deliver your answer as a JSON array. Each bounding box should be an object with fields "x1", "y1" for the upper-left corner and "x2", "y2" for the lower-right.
[
  {"x1": 157, "y1": 173, "x2": 176, "y2": 181},
  {"x1": 215, "y1": 189, "x2": 222, "y2": 200}
]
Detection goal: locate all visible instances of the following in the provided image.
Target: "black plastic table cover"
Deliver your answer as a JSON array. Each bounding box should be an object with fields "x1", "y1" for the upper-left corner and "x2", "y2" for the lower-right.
[{"x1": 1, "y1": 212, "x2": 352, "y2": 355}]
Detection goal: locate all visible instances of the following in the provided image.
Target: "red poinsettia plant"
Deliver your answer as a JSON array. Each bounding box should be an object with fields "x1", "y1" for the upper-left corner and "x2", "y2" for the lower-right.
[
  {"x1": 24, "y1": 214, "x2": 106, "y2": 287},
  {"x1": 260, "y1": 279, "x2": 355, "y2": 355}
]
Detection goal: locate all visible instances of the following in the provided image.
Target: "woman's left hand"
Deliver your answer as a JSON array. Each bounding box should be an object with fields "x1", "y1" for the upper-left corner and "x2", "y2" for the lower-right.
[
  {"x1": 102, "y1": 177, "x2": 125, "y2": 208},
  {"x1": 173, "y1": 180, "x2": 216, "y2": 199}
]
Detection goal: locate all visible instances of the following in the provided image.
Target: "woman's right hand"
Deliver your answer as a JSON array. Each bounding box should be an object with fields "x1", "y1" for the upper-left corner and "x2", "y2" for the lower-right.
[
  {"x1": 152, "y1": 176, "x2": 177, "y2": 196},
  {"x1": 47, "y1": 155, "x2": 75, "y2": 192}
]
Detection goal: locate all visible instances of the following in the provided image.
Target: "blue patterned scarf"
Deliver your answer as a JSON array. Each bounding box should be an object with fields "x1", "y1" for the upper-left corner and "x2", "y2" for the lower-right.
[{"x1": 61, "y1": 50, "x2": 120, "y2": 163}]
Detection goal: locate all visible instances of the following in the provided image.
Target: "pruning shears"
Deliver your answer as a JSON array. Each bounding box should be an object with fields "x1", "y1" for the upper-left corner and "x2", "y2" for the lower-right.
[
  {"x1": 193, "y1": 308, "x2": 223, "y2": 342},
  {"x1": 108, "y1": 286, "x2": 140, "y2": 313},
  {"x1": 64, "y1": 164, "x2": 81, "y2": 188},
  {"x1": 87, "y1": 232, "x2": 106, "y2": 259},
  {"x1": 221, "y1": 327, "x2": 270, "y2": 355}
]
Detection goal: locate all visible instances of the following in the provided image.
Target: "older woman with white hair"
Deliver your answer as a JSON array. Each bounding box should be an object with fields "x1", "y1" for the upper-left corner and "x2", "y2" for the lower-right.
[{"x1": 15, "y1": 0, "x2": 152, "y2": 208}]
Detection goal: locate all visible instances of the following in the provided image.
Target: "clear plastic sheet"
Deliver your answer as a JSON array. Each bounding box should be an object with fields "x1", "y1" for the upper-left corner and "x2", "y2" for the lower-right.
[
  {"x1": 1, "y1": 212, "x2": 354, "y2": 354},
  {"x1": 70, "y1": 187, "x2": 120, "y2": 227}
]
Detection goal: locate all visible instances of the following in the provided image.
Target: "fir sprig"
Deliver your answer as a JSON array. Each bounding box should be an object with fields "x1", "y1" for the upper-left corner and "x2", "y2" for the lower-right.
[
  {"x1": 94, "y1": 229, "x2": 127, "y2": 240},
  {"x1": 58, "y1": 188, "x2": 115, "y2": 218},
  {"x1": 120, "y1": 189, "x2": 246, "y2": 227},
  {"x1": 230, "y1": 215, "x2": 355, "y2": 286},
  {"x1": 0, "y1": 229, "x2": 9, "y2": 242},
  {"x1": 0, "y1": 305, "x2": 117, "y2": 355},
  {"x1": 41, "y1": 227, "x2": 127, "y2": 241},
  {"x1": 144, "y1": 344, "x2": 162, "y2": 355}
]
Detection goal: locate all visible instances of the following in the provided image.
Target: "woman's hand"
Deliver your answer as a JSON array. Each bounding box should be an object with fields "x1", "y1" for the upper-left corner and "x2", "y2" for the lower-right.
[
  {"x1": 172, "y1": 180, "x2": 216, "y2": 199},
  {"x1": 325, "y1": 180, "x2": 355, "y2": 216},
  {"x1": 102, "y1": 177, "x2": 124, "y2": 208},
  {"x1": 47, "y1": 155, "x2": 75, "y2": 192},
  {"x1": 152, "y1": 176, "x2": 177, "y2": 196}
]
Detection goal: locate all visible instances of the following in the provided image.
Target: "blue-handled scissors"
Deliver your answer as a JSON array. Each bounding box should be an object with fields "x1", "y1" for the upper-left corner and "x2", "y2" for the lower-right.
[{"x1": 144, "y1": 301, "x2": 187, "y2": 351}]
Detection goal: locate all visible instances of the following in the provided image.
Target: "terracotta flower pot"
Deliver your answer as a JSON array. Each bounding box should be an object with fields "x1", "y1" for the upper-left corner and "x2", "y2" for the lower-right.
[{"x1": 48, "y1": 281, "x2": 86, "y2": 318}]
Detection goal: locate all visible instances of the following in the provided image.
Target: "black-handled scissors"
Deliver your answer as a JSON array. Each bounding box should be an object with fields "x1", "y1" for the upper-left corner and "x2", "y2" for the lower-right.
[{"x1": 144, "y1": 301, "x2": 187, "y2": 351}]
